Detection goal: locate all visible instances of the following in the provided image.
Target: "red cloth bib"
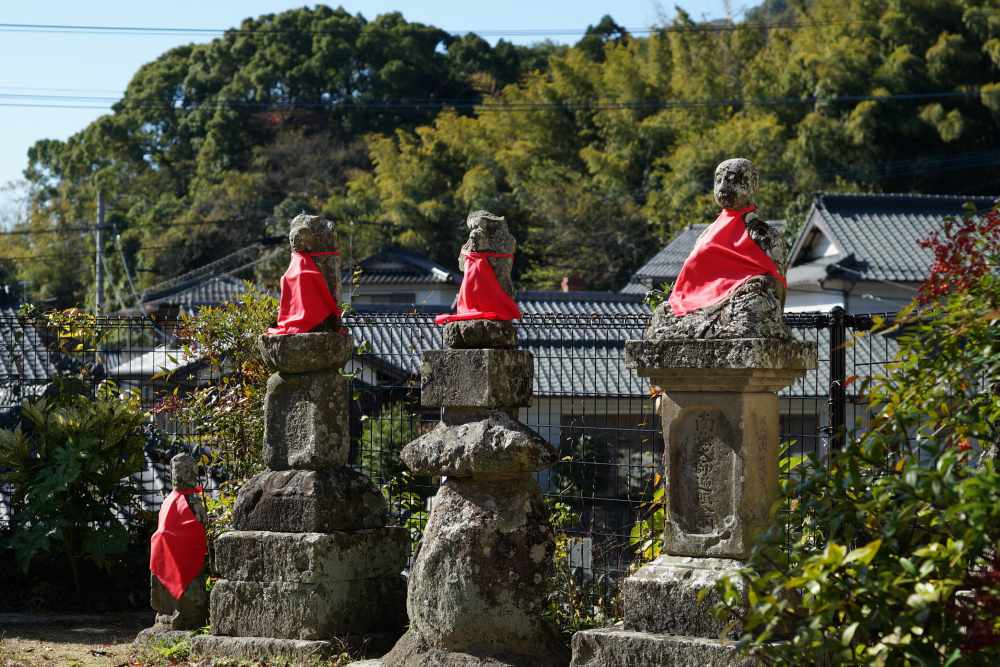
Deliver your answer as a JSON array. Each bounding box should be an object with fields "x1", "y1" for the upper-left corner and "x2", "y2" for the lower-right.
[
  {"x1": 668, "y1": 206, "x2": 786, "y2": 317},
  {"x1": 435, "y1": 252, "x2": 521, "y2": 324},
  {"x1": 150, "y1": 487, "x2": 207, "y2": 600},
  {"x1": 267, "y1": 251, "x2": 342, "y2": 335}
]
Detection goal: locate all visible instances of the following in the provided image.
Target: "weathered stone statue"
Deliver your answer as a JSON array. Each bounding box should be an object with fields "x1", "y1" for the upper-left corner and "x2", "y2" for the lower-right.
[
  {"x1": 135, "y1": 453, "x2": 209, "y2": 645},
  {"x1": 571, "y1": 160, "x2": 817, "y2": 666},
  {"x1": 441, "y1": 210, "x2": 519, "y2": 350},
  {"x1": 646, "y1": 158, "x2": 790, "y2": 341},
  {"x1": 381, "y1": 213, "x2": 567, "y2": 667},
  {"x1": 192, "y1": 216, "x2": 408, "y2": 663}
]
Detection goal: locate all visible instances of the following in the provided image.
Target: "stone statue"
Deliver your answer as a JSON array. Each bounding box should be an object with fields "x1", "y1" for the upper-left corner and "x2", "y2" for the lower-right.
[
  {"x1": 135, "y1": 453, "x2": 209, "y2": 645},
  {"x1": 645, "y1": 158, "x2": 790, "y2": 341},
  {"x1": 441, "y1": 210, "x2": 519, "y2": 350},
  {"x1": 574, "y1": 162, "x2": 818, "y2": 666}
]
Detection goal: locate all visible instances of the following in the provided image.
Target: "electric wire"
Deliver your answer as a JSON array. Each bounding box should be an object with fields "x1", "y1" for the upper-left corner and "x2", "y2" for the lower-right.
[
  {"x1": 0, "y1": 18, "x2": 879, "y2": 38},
  {"x1": 0, "y1": 89, "x2": 982, "y2": 113}
]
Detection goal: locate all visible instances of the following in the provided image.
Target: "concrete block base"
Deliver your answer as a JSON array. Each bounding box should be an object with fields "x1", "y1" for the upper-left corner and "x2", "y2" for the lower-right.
[
  {"x1": 570, "y1": 626, "x2": 758, "y2": 667},
  {"x1": 622, "y1": 555, "x2": 745, "y2": 637}
]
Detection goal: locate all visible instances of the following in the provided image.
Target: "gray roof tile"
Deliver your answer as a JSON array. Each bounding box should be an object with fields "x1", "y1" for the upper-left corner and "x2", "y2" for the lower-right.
[{"x1": 808, "y1": 193, "x2": 997, "y2": 282}]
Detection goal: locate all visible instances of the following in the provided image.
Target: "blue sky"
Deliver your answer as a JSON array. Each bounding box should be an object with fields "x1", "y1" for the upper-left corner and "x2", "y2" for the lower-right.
[{"x1": 0, "y1": 1, "x2": 731, "y2": 216}]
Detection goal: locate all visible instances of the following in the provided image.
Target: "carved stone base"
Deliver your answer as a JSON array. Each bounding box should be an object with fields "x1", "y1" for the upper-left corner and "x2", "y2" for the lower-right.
[
  {"x1": 570, "y1": 626, "x2": 758, "y2": 667},
  {"x1": 622, "y1": 556, "x2": 745, "y2": 638}
]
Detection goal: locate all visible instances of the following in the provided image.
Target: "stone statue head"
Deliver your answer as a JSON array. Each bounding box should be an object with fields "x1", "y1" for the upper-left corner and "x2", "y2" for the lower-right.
[
  {"x1": 288, "y1": 214, "x2": 336, "y2": 253},
  {"x1": 170, "y1": 453, "x2": 198, "y2": 489},
  {"x1": 465, "y1": 210, "x2": 514, "y2": 253},
  {"x1": 713, "y1": 158, "x2": 759, "y2": 209}
]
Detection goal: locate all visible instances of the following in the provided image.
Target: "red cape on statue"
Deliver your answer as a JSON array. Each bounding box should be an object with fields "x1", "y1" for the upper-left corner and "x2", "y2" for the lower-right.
[
  {"x1": 267, "y1": 251, "x2": 341, "y2": 335},
  {"x1": 668, "y1": 205, "x2": 786, "y2": 317},
  {"x1": 149, "y1": 488, "x2": 207, "y2": 600},
  {"x1": 435, "y1": 252, "x2": 521, "y2": 325}
]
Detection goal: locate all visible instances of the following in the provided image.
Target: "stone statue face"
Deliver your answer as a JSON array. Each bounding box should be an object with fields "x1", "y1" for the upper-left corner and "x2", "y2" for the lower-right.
[
  {"x1": 713, "y1": 158, "x2": 759, "y2": 209},
  {"x1": 289, "y1": 214, "x2": 336, "y2": 252}
]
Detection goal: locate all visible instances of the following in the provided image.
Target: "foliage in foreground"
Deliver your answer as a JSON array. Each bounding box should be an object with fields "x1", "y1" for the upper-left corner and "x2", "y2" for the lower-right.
[
  {"x1": 717, "y1": 209, "x2": 1000, "y2": 665},
  {"x1": 0, "y1": 384, "x2": 147, "y2": 596}
]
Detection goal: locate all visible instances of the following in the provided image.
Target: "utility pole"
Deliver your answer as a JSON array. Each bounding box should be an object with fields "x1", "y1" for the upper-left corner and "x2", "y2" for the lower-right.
[{"x1": 95, "y1": 190, "x2": 105, "y2": 314}]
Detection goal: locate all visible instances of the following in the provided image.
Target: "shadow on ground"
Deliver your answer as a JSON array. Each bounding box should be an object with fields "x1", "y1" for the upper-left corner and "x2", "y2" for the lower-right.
[{"x1": 0, "y1": 611, "x2": 151, "y2": 666}]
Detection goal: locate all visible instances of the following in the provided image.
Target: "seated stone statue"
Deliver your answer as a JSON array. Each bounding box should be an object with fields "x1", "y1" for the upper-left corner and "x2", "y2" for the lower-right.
[{"x1": 646, "y1": 158, "x2": 791, "y2": 340}]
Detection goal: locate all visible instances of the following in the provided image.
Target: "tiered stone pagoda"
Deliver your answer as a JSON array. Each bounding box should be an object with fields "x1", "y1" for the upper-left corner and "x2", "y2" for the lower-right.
[
  {"x1": 380, "y1": 211, "x2": 568, "y2": 667},
  {"x1": 193, "y1": 215, "x2": 407, "y2": 663}
]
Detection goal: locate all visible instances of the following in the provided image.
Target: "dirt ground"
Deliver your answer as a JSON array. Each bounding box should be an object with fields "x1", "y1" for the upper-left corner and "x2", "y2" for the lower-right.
[
  {"x1": 0, "y1": 611, "x2": 153, "y2": 666},
  {"x1": 0, "y1": 613, "x2": 361, "y2": 666}
]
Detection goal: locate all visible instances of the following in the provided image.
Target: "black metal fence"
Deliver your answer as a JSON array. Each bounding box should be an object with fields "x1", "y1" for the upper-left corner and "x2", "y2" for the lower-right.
[{"x1": 0, "y1": 308, "x2": 897, "y2": 609}]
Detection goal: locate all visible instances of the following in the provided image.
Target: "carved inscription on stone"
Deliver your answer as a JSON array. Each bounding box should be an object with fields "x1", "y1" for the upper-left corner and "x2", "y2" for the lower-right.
[{"x1": 670, "y1": 409, "x2": 735, "y2": 536}]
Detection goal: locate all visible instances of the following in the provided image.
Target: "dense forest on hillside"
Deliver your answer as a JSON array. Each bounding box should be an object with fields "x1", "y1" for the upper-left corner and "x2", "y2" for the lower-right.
[{"x1": 3, "y1": 0, "x2": 1000, "y2": 306}]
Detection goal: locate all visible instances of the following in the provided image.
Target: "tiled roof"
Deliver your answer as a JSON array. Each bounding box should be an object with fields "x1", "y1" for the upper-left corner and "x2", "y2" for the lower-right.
[
  {"x1": 344, "y1": 307, "x2": 895, "y2": 400},
  {"x1": 794, "y1": 193, "x2": 998, "y2": 283},
  {"x1": 518, "y1": 291, "x2": 649, "y2": 317},
  {"x1": 623, "y1": 225, "x2": 707, "y2": 293},
  {"x1": 0, "y1": 309, "x2": 58, "y2": 383},
  {"x1": 353, "y1": 246, "x2": 461, "y2": 287},
  {"x1": 143, "y1": 275, "x2": 256, "y2": 310}
]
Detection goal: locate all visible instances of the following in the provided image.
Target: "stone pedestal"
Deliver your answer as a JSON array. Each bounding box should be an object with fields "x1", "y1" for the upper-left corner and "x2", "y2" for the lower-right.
[
  {"x1": 135, "y1": 453, "x2": 209, "y2": 647},
  {"x1": 193, "y1": 331, "x2": 407, "y2": 662},
  {"x1": 381, "y1": 346, "x2": 568, "y2": 667},
  {"x1": 571, "y1": 337, "x2": 816, "y2": 666}
]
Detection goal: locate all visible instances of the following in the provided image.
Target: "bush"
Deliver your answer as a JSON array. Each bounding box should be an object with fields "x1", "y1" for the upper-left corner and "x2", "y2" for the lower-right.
[
  {"x1": 156, "y1": 286, "x2": 277, "y2": 536},
  {"x1": 716, "y1": 208, "x2": 1000, "y2": 665},
  {"x1": 0, "y1": 383, "x2": 147, "y2": 596}
]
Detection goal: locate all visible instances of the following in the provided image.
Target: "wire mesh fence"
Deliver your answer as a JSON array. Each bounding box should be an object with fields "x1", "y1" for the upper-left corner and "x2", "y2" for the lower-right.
[{"x1": 0, "y1": 308, "x2": 898, "y2": 607}]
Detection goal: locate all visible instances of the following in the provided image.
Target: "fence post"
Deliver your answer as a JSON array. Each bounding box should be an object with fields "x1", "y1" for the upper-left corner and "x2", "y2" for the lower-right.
[{"x1": 829, "y1": 306, "x2": 847, "y2": 451}]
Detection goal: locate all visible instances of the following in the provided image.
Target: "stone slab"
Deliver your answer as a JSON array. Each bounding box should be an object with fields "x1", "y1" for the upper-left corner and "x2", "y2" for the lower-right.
[
  {"x1": 383, "y1": 627, "x2": 567, "y2": 667},
  {"x1": 622, "y1": 555, "x2": 745, "y2": 637},
  {"x1": 264, "y1": 370, "x2": 350, "y2": 470},
  {"x1": 443, "y1": 320, "x2": 516, "y2": 349},
  {"x1": 259, "y1": 331, "x2": 353, "y2": 374},
  {"x1": 421, "y1": 349, "x2": 533, "y2": 409},
  {"x1": 401, "y1": 412, "x2": 556, "y2": 477},
  {"x1": 214, "y1": 529, "x2": 408, "y2": 583},
  {"x1": 192, "y1": 634, "x2": 333, "y2": 663},
  {"x1": 233, "y1": 468, "x2": 386, "y2": 533},
  {"x1": 570, "y1": 626, "x2": 758, "y2": 667},
  {"x1": 134, "y1": 627, "x2": 195, "y2": 648},
  {"x1": 626, "y1": 338, "x2": 816, "y2": 391},
  {"x1": 659, "y1": 391, "x2": 778, "y2": 559},
  {"x1": 210, "y1": 577, "x2": 406, "y2": 640}
]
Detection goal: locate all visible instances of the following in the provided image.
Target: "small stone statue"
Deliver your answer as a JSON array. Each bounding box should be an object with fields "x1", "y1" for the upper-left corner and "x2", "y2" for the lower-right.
[
  {"x1": 645, "y1": 158, "x2": 790, "y2": 340},
  {"x1": 439, "y1": 210, "x2": 520, "y2": 349},
  {"x1": 136, "y1": 453, "x2": 209, "y2": 644},
  {"x1": 268, "y1": 214, "x2": 341, "y2": 334}
]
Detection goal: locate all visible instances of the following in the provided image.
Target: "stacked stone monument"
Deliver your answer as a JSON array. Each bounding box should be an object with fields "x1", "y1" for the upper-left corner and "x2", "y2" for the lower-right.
[
  {"x1": 136, "y1": 453, "x2": 209, "y2": 645},
  {"x1": 380, "y1": 211, "x2": 568, "y2": 667},
  {"x1": 192, "y1": 215, "x2": 408, "y2": 663},
  {"x1": 571, "y1": 160, "x2": 818, "y2": 666}
]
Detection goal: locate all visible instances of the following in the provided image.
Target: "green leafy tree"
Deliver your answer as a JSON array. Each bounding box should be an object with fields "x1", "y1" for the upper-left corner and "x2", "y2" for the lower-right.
[{"x1": 0, "y1": 386, "x2": 147, "y2": 596}]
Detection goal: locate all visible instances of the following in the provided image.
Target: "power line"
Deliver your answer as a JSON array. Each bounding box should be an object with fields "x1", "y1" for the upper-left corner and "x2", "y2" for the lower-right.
[
  {"x1": 0, "y1": 90, "x2": 980, "y2": 113},
  {"x1": 0, "y1": 217, "x2": 254, "y2": 237},
  {"x1": 0, "y1": 18, "x2": 876, "y2": 38}
]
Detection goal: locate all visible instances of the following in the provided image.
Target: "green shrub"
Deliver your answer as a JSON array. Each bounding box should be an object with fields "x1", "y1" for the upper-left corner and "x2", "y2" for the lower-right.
[
  {"x1": 715, "y1": 210, "x2": 1000, "y2": 665},
  {"x1": 0, "y1": 384, "x2": 146, "y2": 596}
]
